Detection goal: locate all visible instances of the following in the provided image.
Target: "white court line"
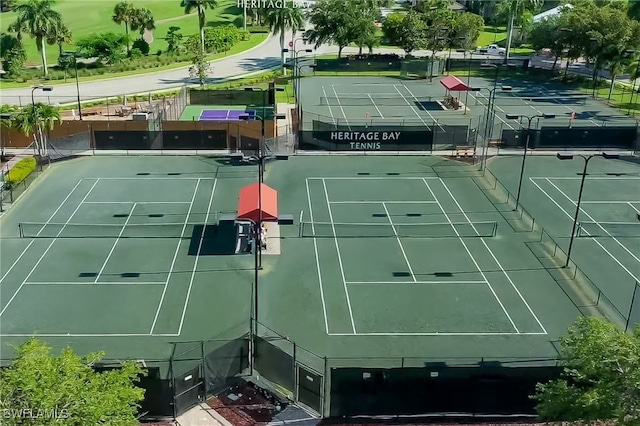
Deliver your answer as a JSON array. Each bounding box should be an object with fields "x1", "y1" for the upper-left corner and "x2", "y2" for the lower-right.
[
  {"x1": 24, "y1": 281, "x2": 165, "y2": 285},
  {"x1": 94, "y1": 203, "x2": 137, "y2": 283},
  {"x1": 328, "y1": 331, "x2": 547, "y2": 336},
  {"x1": 82, "y1": 201, "x2": 191, "y2": 204},
  {"x1": 367, "y1": 93, "x2": 384, "y2": 118},
  {"x1": 331, "y1": 85, "x2": 351, "y2": 131},
  {"x1": 329, "y1": 201, "x2": 438, "y2": 204},
  {"x1": 308, "y1": 177, "x2": 439, "y2": 180},
  {"x1": 530, "y1": 178, "x2": 640, "y2": 282},
  {"x1": 322, "y1": 178, "x2": 357, "y2": 334},
  {"x1": 628, "y1": 202, "x2": 640, "y2": 214},
  {"x1": 0, "y1": 179, "x2": 85, "y2": 287},
  {"x1": 321, "y1": 85, "x2": 337, "y2": 127},
  {"x1": 0, "y1": 179, "x2": 101, "y2": 318},
  {"x1": 95, "y1": 177, "x2": 216, "y2": 180},
  {"x1": 469, "y1": 94, "x2": 515, "y2": 130},
  {"x1": 347, "y1": 281, "x2": 486, "y2": 284},
  {"x1": 401, "y1": 84, "x2": 446, "y2": 132},
  {"x1": 306, "y1": 179, "x2": 330, "y2": 335},
  {"x1": 545, "y1": 178, "x2": 640, "y2": 265},
  {"x1": 382, "y1": 202, "x2": 416, "y2": 282},
  {"x1": 0, "y1": 333, "x2": 180, "y2": 337},
  {"x1": 392, "y1": 85, "x2": 432, "y2": 130},
  {"x1": 439, "y1": 178, "x2": 548, "y2": 335},
  {"x1": 422, "y1": 178, "x2": 520, "y2": 333},
  {"x1": 177, "y1": 178, "x2": 218, "y2": 335},
  {"x1": 583, "y1": 201, "x2": 640, "y2": 204},
  {"x1": 150, "y1": 178, "x2": 203, "y2": 335},
  {"x1": 535, "y1": 86, "x2": 600, "y2": 126}
]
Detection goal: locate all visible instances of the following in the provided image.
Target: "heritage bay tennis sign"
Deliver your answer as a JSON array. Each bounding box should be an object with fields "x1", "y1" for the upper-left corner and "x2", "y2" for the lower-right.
[{"x1": 330, "y1": 131, "x2": 402, "y2": 150}]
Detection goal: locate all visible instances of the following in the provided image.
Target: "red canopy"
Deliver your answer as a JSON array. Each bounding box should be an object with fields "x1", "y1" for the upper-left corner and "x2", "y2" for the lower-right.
[
  {"x1": 440, "y1": 76, "x2": 469, "y2": 91},
  {"x1": 236, "y1": 183, "x2": 278, "y2": 223}
]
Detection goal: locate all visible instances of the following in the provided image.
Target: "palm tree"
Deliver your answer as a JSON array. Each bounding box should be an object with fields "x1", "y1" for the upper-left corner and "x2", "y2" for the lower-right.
[
  {"x1": 8, "y1": 0, "x2": 63, "y2": 76},
  {"x1": 113, "y1": 1, "x2": 136, "y2": 56},
  {"x1": 131, "y1": 7, "x2": 155, "y2": 36},
  {"x1": 500, "y1": 0, "x2": 542, "y2": 62},
  {"x1": 13, "y1": 103, "x2": 60, "y2": 158},
  {"x1": 265, "y1": 6, "x2": 304, "y2": 75},
  {"x1": 46, "y1": 22, "x2": 72, "y2": 56},
  {"x1": 181, "y1": 0, "x2": 218, "y2": 54}
]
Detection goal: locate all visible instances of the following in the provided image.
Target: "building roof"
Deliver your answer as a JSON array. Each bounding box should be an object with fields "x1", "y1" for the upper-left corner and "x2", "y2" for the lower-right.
[{"x1": 533, "y1": 4, "x2": 573, "y2": 23}]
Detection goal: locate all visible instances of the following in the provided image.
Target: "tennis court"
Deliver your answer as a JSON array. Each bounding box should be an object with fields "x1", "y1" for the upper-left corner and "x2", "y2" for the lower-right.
[
  {"x1": 179, "y1": 105, "x2": 275, "y2": 121},
  {"x1": 487, "y1": 155, "x2": 640, "y2": 328}
]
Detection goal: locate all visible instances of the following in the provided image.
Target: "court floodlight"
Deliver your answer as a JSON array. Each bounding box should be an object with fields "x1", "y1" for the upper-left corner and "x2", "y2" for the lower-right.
[
  {"x1": 274, "y1": 114, "x2": 286, "y2": 120},
  {"x1": 505, "y1": 114, "x2": 519, "y2": 120},
  {"x1": 543, "y1": 113, "x2": 556, "y2": 119},
  {"x1": 557, "y1": 153, "x2": 573, "y2": 160},
  {"x1": 469, "y1": 87, "x2": 482, "y2": 91},
  {"x1": 501, "y1": 86, "x2": 513, "y2": 91},
  {"x1": 602, "y1": 152, "x2": 620, "y2": 160}
]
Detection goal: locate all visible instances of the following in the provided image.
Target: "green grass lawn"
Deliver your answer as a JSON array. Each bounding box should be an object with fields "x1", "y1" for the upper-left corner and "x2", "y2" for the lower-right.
[
  {"x1": 0, "y1": 0, "x2": 244, "y2": 66},
  {"x1": 477, "y1": 26, "x2": 507, "y2": 47}
]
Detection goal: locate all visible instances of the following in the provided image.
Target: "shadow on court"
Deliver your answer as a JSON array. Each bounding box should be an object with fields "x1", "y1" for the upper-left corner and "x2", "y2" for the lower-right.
[{"x1": 188, "y1": 222, "x2": 238, "y2": 256}]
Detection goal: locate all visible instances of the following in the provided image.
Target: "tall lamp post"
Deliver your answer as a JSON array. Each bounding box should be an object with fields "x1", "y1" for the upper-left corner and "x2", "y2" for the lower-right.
[
  {"x1": 31, "y1": 85, "x2": 53, "y2": 158},
  {"x1": 505, "y1": 113, "x2": 556, "y2": 210},
  {"x1": 475, "y1": 85, "x2": 512, "y2": 171},
  {"x1": 0, "y1": 112, "x2": 12, "y2": 213},
  {"x1": 62, "y1": 51, "x2": 83, "y2": 120},
  {"x1": 284, "y1": 62, "x2": 317, "y2": 128},
  {"x1": 456, "y1": 49, "x2": 474, "y2": 114},
  {"x1": 239, "y1": 110, "x2": 286, "y2": 374},
  {"x1": 556, "y1": 152, "x2": 620, "y2": 267}
]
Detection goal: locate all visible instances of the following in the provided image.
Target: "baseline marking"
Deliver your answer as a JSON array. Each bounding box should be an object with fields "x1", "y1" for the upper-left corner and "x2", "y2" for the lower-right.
[
  {"x1": 0, "y1": 333, "x2": 180, "y2": 337},
  {"x1": 531, "y1": 178, "x2": 640, "y2": 282},
  {"x1": 329, "y1": 201, "x2": 438, "y2": 204},
  {"x1": 95, "y1": 177, "x2": 217, "y2": 180},
  {"x1": 177, "y1": 178, "x2": 218, "y2": 335},
  {"x1": 381, "y1": 202, "x2": 416, "y2": 282},
  {"x1": 545, "y1": 178, "x2": 640, "y2": 265},
  {"x1": 308, "y1": 177, "x2": 439, "y2": 180},
  {"x1": 150, "y1": 178, "x2": 202, "y2": 335},
  {"x1": 94, "y1": 202, "x2": 137, "y2": 283},
  {"x1": 322, "y1": 178, "x2": 357, "y2": 334},
  {"x1": 422, "y1": 178, "x2": 520, "y2": 333},
  {"x1": 328, "y1": 331, "x2": 547, "y2": 336},
  {"x1": 440, "y1": 178, "x2": 548, "y2": 334},
  {"x1": 347, "y1": 281, "x2": 486, "y2": 284},
  {"x1": 0, "y1": 179, "x2": 101, "y2": 317},
  {"x1": 530, "y1": 176, "x2": 640, "y2": 180},
  {"x1": 82, "y1": 201, "x2": 192, "y2": 204},
  {"x1": 24, "y1": 281, "x2": 165, "y2": 285},
  {"x1": 0, "y1": 179, "x2": 85, "y2": 287},
  {"x1": 305, "y1": 179, "x2": 330, "y2": 335}
]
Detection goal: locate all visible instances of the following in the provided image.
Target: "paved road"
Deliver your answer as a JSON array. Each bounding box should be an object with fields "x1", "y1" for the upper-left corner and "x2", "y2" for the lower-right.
[{"x1": 1, "y1": 31, "x2": 513, "y2": 105}]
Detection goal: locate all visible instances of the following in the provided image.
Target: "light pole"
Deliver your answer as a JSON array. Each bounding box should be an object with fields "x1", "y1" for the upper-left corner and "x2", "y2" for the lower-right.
[
  {"x1": 456, "y1": 49, "x2": 474, "y2": 114},
  {"x1": 31, "y1": 85, "x2": 53, "y2": 158},
  {"x1": 0, "y1": 112, "x2": 12, "y2": 162},
  {"x1": 506, "y1": 113, "x2": 556, "y2": 210},
  {"x1": 239, "y1": 110, "x2": 286, "y2": 373},
  {"x1": 556, "y1": 152, "x2": 620, "y2": 267},
  {"x1": 62, "y1": 52, "x2": 83, "y2": 120},
  {"x1": 475, "y1": 85, "x2": 512, "y2": 171},
  {"x1": 284, "y1": 62, "x2": 317, "y2": 129}
]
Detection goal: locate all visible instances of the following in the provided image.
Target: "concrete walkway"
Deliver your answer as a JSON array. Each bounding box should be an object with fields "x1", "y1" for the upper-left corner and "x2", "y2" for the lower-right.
[{"x1": 175, "y1": 403, "x2": 232, "y2": 426}]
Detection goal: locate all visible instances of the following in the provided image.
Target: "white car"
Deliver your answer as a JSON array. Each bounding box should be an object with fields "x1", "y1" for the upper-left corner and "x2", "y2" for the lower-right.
[{"x1": 479, "y1": 44, "x2": 506, "y2": 55}]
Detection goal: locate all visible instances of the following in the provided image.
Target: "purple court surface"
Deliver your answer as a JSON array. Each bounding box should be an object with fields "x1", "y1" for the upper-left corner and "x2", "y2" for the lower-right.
[{"x1": 199, "y1": 109, "x2": 257, "y2": 121}]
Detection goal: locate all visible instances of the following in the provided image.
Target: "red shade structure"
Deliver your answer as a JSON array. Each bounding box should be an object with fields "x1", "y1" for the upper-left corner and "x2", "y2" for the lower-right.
[
  {"x1": 236, "y1": 183, "x2": 278, "y2": 223},
  {"x1": 440, "y1": 76, "x2": 470, "y2": 92}
]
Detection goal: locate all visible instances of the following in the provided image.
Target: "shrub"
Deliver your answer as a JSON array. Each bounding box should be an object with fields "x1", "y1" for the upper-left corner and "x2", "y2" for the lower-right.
[
  {"x1": 6, "y1": 157, "x2": 37, "y2": 184},
  {"x1": 132, "y1": 39, "x2": 150, "y2": 56},
  {"x1": 129, "y1": 48, "x2": 144, "y2": 60}
]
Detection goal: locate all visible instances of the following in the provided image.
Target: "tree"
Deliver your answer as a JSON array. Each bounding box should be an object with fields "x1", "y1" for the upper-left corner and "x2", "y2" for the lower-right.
[
  {"x1": 0, "y1": 104, "x2": 16, "y2": 160},
  {"x1": 629, "y1": 0, "x2": 640, "y2": 21},
  {"x1": 12, "y1": 103, "x2": 60, "y2": 157},
  {"x1": 188, "y1": 41, "x2": 210, "y2": 87},
  {"x1": 381, "y1": 12, "x2": 404, "y2": 47},
  {"x1": 0, "y1": 33, "x2": 26, "y2": 78},
  {"x1": 528, "y1": 15, "x2": 566, "y2": 70},
  {"x1": 306, "y1": 0, "x2": 369, "y2": 58},
  {"x1": 165, "y1": 26, "x2": 183, "y2": 53},
  {"x1": 181, "y1": 0, "x2": 218, "y2": 54},
  {"x1": 399, "y1": 10, "x2": 426, "y2": 55},
  {"x1": 264, "y1": 5, "x2": 304, "y2": 74},
  {"x1": 499, "y1": 0, "x2": 543, "y2": 61},
  {"x1": 0, "y1": 338, "x2": 145, "y2": 425},
  {"x1": 451, "y1": 12, "x2": 485, "y2": 51},
  {"x1": 533, "y1": 317, "x2": 640, "y2": 425},
  {"x1": 46, "y1": 21, "x2": 71, "y2": 56},
  {"x1": 131, "y1": 7, "x2": 155, "y2": 36},
  {"x1": 76, "y1": 32, "x2": 128, "y2": 64},
  {"x1": 112, "y1": 1, "x2": 136, "y2": 55},
  {"x1": 8, "y1": 0, "x2": 63, "y2": 76}
]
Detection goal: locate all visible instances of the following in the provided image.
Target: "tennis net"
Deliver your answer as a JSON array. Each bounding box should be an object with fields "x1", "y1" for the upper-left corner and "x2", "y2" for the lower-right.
[
  {"x1": 19, "y1": 222, "x2": 194, "y2": 238},
  {"x1": 299, "y1": 221, "x2": 497, "y2": 238},
  {"x1": 473, "y1": 94, "x2": 588, "y2": 106},
  {"x1": 576, "y1": 221, "x2": 640, "y2": 238},
  {"x1": 319, "y1": 96, "x2": 434, "y2": 107}
]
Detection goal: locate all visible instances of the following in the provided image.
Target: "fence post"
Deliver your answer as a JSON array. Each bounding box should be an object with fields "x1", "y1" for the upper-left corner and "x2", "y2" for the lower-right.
[
  {"x1": 292, "y1": 342, "x2": 297, "y2": 402},
  {"x1": 322, "y1": 357, "x2": 329, "y2": 418},
  {"x1": 201, "y1": 340, "x2": 207, "y2": 397}
]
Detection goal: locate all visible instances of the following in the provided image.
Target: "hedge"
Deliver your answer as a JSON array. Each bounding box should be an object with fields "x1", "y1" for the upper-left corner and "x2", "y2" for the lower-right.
[{"x1": 6, "y1": 157, "x2": 37, "y2": 184}]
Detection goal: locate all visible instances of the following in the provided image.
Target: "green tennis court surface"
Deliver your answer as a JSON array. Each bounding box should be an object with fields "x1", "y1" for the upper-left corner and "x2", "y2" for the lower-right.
[
  {"x1": 180, "y1": 105, "x2": 275, "y2": 121},
  {"x1": 487, "y1": 155, "x2": 640, "y2": 328},
  {"x1": 0, "y1": 155, "x2": 599, "y2": 365}
]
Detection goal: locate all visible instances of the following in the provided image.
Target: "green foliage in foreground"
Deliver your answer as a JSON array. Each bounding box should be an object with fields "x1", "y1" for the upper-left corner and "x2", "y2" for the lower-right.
[
  {"x1": 5, "y1": 157, "x2": 36, "y2": 184},
  {"x1": 533, "y1": 317, "x2": 640, "y2": 425},
  {"x1": 0, "y1": 338, "x2": 146, "y2": 426}
]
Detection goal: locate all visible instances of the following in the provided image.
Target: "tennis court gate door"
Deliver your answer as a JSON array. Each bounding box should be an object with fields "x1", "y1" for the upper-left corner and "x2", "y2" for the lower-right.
[
  {"x1": 296, "y1": 363, "x2": 324, "y2": 415},
  {"x1": 173, "y1": 363, "x2": 204, "y2": 416}
]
